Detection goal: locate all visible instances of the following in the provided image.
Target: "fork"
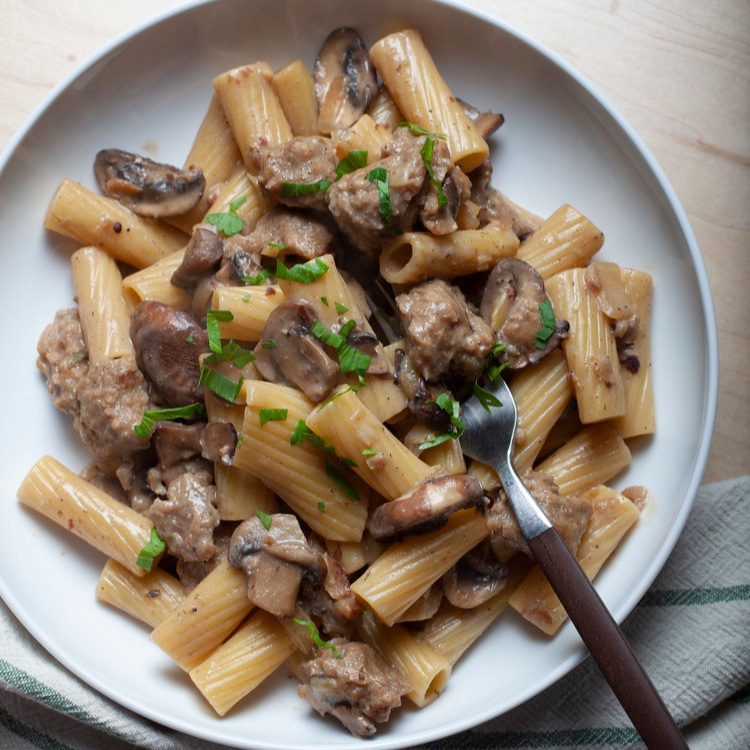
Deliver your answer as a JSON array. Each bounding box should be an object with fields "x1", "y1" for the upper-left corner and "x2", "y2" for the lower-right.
[{"x1": 460, "y1": 375, "x2": 687, "y2": 750}]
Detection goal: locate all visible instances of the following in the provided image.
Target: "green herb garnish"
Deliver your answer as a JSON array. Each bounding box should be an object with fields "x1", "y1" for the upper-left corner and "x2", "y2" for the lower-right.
[
  {"x1": 398, "y1": 121, "x2": 447, "y2": 140},
  {"x1": 290, "y1": 420, "x2": 335, "y2": 454},
  {"x1": 281, "y1": 179, "x2": 331, "y2": 197},
  {"x1": 275, "y1": 257, "x2": 329, "y2": 284},
  {"x1": 199, "y1": 367, "x2": 243, "y2": 402},
  {"x1": 241, "y1": 268, "x2": 272, "y2": 286},
  {"x1": 133, "y1": 403, "x2": 206, "y2": 439},
  {"x1": 256, "y1": 509, "x2": 272, "y2": 530},
  {"x1": 535, "y1": 300, "x2": 557, "y2": 349},
  {"x1": 324, "y1": 457, "x2": 359, "y2": 500},
  {"x1": 310, "y1": 319, "x2": 371, "y2": 380},
  {"x1": 367, "y1": 166, "x2": 397, "y2": 231},
  {"x1": 136, "y1": 528, "x2": 165, "y2": 572},
  {"x1": 472, "y1": 382, "x2": 503, "y2": 413},
  {"x1": 206, "y1": 195, "x2": 246, "y2": 236},
  {"x1": 418, "y1": 392, "x2": 466, "y2": 450},
  {"x1": 259, "y1": 408, "x2": 288, "y2": 426},
  {"x1": 204, "y1": 339, "x2": 255, "y2": 368},
  {"x1": 293, "y1": 618, "x2": 341, "y2": 658},
  {"x1": 335, "y1": 149, "x2": 368, "y2": 178},
  {"x1": 420, "y1": 137, "x2": 449, "y2": 210},
  {"x1": 205, "y1": 309, "x2": 233, "y2": 353}
]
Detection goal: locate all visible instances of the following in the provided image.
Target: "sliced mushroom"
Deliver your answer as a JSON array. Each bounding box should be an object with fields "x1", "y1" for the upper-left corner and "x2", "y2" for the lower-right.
[
  {"x1": 457, "y1": 99, "x2": 505, "y2": 140},
  {"x1": 367, "y1": 474, "x2": 486, "y2": 541},
  {"x1": 584, "y1": 261, "x2": 633, "y2": 320},
  {"x1": 228, "y1": 513, "x2": 323, "y2": 618},
  {"x1": 480, "y1": 257, "x2": 569, "y2": 369},
  {"x1": 441, "y1": 541, "x2": 508, "y2": 609},
  {"x1": 94, "y1": 148, "x2": 205, "y2": 218},
  {"x1": 170, "y1": 226, "x2": 225, "y2": 293},
  {"x1": 201, "y1": 419, "x2": 238, "y2": 466},
  {"x1": 130, "y1": 300, "x2": 209, "y2": 406},
  {"x1": 253, "y1": 299, "x2": 340, "y2": 402},
  {"x1": 314, "y1": 28, "x2": 378, "y2": 134}
]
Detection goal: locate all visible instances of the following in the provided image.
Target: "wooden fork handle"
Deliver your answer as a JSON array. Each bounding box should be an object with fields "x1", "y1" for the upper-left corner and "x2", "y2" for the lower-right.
[{"x1": 528, "y1": 527, "x2": 688, "y2": 750}]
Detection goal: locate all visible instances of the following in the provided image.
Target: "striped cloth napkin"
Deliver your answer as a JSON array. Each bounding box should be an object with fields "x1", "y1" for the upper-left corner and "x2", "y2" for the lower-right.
[{"x1": 1, "y1": 476, "x2": 748, "y2": 750}]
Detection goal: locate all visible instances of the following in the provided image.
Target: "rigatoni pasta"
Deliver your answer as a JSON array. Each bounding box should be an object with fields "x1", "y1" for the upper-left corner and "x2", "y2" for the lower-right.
[{"x1": 20, "y1": 24, "x2": 659, "y2": 739}]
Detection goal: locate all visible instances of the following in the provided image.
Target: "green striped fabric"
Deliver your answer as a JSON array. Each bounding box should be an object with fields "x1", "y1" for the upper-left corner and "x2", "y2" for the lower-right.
[{"x1": 1, "y1": 477, "x2": 748, "y2": 750}]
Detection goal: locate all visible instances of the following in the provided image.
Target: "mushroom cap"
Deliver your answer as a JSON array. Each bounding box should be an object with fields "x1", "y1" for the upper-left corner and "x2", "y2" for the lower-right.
[
  {"x1": 94, "y1": 148, "x2": 205, "y2": 218},
  {"x1": 229, "y1": 513, "x2": 324, "y2": 618},
  {"x1": 313, "y1": 28, "x2": 378, "y2": 134},
  {"x1": 441, "y1": 541, "x2": 508, "y2": 609},
  {"x1": 480, "y1": 257, "x2": 569, "y2": 369},
  {"x1": 170, "y1": 226, "x2": 225, "y2": 293},
  {"x1": 130, "y1": 300, "x2": 209, "y2": 406},
  {"x1": 367, "y1": 474, "x2": 486, "y2": 541},
  {"x1": 253, "y1": 299, "x2": 341, "y2": 402}
]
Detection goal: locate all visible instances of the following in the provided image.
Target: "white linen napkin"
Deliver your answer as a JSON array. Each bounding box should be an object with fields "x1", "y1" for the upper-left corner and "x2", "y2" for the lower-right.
[{"x1": 1, "y1": 476, "x2": 748, "y2": 750}]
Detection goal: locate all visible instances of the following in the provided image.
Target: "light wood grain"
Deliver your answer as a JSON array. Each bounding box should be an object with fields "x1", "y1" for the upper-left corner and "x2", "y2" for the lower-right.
[{"x1": 2, "y1": 0, "x2": 746, "y2": 482}]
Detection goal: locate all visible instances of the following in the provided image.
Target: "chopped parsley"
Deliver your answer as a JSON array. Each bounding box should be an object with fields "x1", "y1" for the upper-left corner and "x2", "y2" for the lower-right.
[
  {"x1": 535, "y1": 299, "x2": 557, "y2": 349},
  {"x1": 398, "y1": 121, "x2": 447, "y2": 140},
  {"x1": 204, "y1": 340, "x2": 255, "y2": 368},
  {"x1": 420, "y1": 137, "x2": 449, "y2": 210},
  {"x1": 205, "y1": 309, "x2": 234, "y2": 353},
  {"x1": 258, "y1": 408, "x2": 288, "y2": 426},
  {"x1": 362, "y1": 447, "x2": 377, "y2": 456},
  {"x1": 136, "y1": 527, "x2": 165, "y2": 572},
  {"x1": 205, "y1": 194, "x2": 246, "y2": 236},
  {"x1": 335, "y1": 149, "x2": 368, "y2": 178},
  {"x1": 275, "y1": 257, "x2": 329, "y2": 284},
  {"x1": 256, "y1": 509, "x2": 272, "y2": 530},
  {"x1": 334, "y1": 301, "x2": 349, "y2": 315},
  {"x1": 290, "y1": 420, "x2": 335, "y2": 454},
  {"x1": 483, "y1": 341, "x2": 507, "y2": 382},
  {"x1": 367, "y1": 166, "x2": 398, "y2": 231},
  {"x1": 293, "y1": 617, "x2": 341, "y2": 658},
  {"x1": 133, "y1": 403, "x2": 206, "y2": 439},
  {"x1": 281, "y1": 178, "x2": 331, "y2": 197},
  {"x1": 310, "y1": 319, "x2": 371, "y2": 380},
  {"x1": 419, "y1": 392, "x2": 466, "y2": 450},
  {"x1": 241, "y1": 268, "x2": 272, "y2": 285},
  {"x1": 472, "y1": 381, "x2": 504, "y2": 413},
  {"x1": 199, "y1": 367, "x2": 243, "y2": 402},
  {"x1": 261, "y1": 339, "x2": 277, "y2": 349},
  {"x1": 325, "y1": 457, "x2": 359, "y2": 500}
]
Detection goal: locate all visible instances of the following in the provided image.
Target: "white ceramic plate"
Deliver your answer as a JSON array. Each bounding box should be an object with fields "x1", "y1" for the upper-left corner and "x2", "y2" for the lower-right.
[{"x1": 0, "y1": 0, "x2": 717, "y2": 748}]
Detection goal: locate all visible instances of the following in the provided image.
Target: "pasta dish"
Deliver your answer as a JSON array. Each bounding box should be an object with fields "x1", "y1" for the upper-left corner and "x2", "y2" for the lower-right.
[{"x1": 17, "y1": 26, "x2": 654, "y2": 737}]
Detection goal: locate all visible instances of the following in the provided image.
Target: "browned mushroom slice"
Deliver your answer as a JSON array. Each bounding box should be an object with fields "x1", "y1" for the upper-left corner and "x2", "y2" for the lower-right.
[
  {"x1": 200, "y1": 418, "x2": 237, "y2": 466},
  {"x1": 94, "y1": 148, "x2": 205, "y2": 218},
  {"x1": 457, "y1": 98, "x2": 505, "y2": 140},
  {"x1": 480, "y1": 257, "x2": 569, "y2": 369},
  {"x1": 367, "y1": 474, "x2": 486, "y2": 541},
  {"x1": 170, "y1": 226, "x2": 225, "y2": 293},
  {"x1": 228, "y1": 513, "x2": 323, "y2": 618},
  {"x1": 313, "y1": 27, "x2": 378, "y2": 134},
  {"x1": 441, "y1": 541, "x2": 508, "y2": 609},
  {"x1": 130, "y1": 300, "x2": 209, "y2": 406},
  {"x1": 253, "y1": 299, "x2": 340, "y2": 402}
]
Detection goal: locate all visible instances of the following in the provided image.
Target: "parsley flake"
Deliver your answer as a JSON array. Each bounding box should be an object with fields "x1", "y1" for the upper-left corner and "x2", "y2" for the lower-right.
[
  {"x1": 205, "y1": 194, "x2": 246, "y2": 236},
  {"x1": 256, "y1": 509, "x2": 272, "y2": 530},
  {"x1": 281, "y1": 179, "x2": 331, "y2": 197},
  {"x1": 259, "y1": 408, "x2": 288, "y2": 426},
  {"x1": 133, "y1": 403, "x2": 206, "y2": 439},
  {"x1": 335, "y1": 149, "x2": 368, "y2": 178},
  {"x1": 276, "y1": 257, "x2": 329, "y2": 284},
  {"x1": 535, "y1": 300, "x2": 557, "y2": 349},
  {"x1": 293, "y1": 618, "x2": 341, "y2": 658},
  {"x1": 136, "y1": 527, "x2": 165, "y2": 572}
]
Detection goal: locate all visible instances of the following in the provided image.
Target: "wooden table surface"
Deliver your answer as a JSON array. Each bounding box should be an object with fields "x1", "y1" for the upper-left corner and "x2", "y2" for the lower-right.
[{"x1": 2, "y1": 0, "x2": 747, "y2": 483}]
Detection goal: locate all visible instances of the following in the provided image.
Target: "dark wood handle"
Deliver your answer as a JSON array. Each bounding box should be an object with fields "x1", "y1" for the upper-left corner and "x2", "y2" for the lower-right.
[{"x1": 528, "y1": 527, "x2": 687, "y2": 750}]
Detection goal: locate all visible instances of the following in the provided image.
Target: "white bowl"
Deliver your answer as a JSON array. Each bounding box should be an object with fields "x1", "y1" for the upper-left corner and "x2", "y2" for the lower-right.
[{"x1": 0, "y1": 1, "x2": 717, "y2": 748}]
